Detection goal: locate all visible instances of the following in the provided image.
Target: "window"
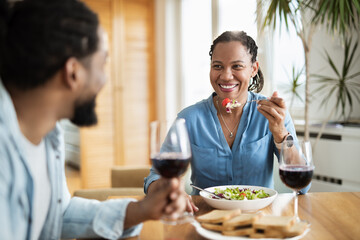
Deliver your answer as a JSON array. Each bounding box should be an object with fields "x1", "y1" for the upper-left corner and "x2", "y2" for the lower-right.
[
  {"x1": 181, "y1": 0, "x2": 212, "y2": 108},
  {"x1": 180, "y1": 0, "x2": 258, "y2": 109},
  {"x1": 273, "y1": 18, "x2": 305, "y2": 117},
  {"x1": 165, "y1": 1, "x2": 304, "y2": 119}
]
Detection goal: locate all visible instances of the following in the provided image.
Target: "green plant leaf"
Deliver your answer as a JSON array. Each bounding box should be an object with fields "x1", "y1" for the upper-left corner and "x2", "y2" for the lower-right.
[
  {"x1": 353, "y1": 0, "x2": 360, "y2": 14},
  {"x1": 311, "y1": 0, "x2": 360, "y2": 38},
  {"x1": 346, "y1": 72, "x2": 360, "y2": 80},
  {"x1": 263, "y1": 0, "x2": 298, "y2": 31},
  {"x1": 325, "y1": 50, "x2": 340, "y2": 77}
]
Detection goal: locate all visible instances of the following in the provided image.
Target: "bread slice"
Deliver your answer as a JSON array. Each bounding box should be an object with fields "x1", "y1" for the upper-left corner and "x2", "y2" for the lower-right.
[
  {"x1": 223, "y1": 212, "x2": 262, "y2": 228},
  {"x1": 222, "y1": 227, "x2": 254, "y2": 236},
  {"x1": 249, "y1": 232, "x2": 267, "y2": 238},
  {"x1": 263, "y1": 220, "x2": 308, "y2": 238},
  {"x1": 264, "y1": 229, "x2": 285, "y2": 238},
  {"x1": 196, "y1": 209, "x2": 241, "y2": 224},
  {"x1": 200, "y1": 222, "x2": 235, "y2": 232},
  {"x1": 284, "y1": 221, "x2": 309, "y2": 237},
  {"x1": 253, "y1": 215, "x2": 295, "y2": 231}
]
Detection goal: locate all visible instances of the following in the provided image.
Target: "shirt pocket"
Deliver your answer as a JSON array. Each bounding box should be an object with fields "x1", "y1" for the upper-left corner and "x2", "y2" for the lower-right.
[
  {"x1": 190, "y1": 143, "x2": 218, "y2": 186},
  {"x1": 241, "y1": 133, "x2": 273, "y2": 184}
]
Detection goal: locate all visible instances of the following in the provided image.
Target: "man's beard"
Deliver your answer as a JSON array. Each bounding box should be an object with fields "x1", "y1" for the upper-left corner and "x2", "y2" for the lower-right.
[{"x1": 70, "y1": 97, "x2": 98, "y2": 127}]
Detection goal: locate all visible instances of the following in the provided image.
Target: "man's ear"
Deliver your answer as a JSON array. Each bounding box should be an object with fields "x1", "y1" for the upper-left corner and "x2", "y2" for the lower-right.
[{"x1": 63, "y1": 57, "x2": 84, "y2": 90}]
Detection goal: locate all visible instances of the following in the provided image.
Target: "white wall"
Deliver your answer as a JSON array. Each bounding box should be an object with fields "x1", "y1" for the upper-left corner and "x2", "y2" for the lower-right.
[{"x1": 308, "y1": 27, "x2": 360, "y2": 122}]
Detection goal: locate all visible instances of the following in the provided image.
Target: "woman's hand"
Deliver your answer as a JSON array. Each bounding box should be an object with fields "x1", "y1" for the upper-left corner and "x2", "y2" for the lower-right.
[{"x1": 256, "y1": 91, "x2": 288, "y2": 143}]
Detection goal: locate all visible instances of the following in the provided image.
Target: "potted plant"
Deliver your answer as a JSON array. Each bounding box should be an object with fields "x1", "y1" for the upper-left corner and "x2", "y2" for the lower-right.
[
  {"x1": 279, "y1": 65, "x2": 305, "y2": 116},
  {"x1": 312, "y1": 37, "x2": 360, "y2": 150},
  {"x1": 261, "y1": 0, "x2": 360, "y2": 142}
]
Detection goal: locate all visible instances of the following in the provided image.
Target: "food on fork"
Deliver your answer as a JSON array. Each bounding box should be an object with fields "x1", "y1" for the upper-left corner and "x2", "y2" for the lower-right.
[{"x1": 222, "y1": 98, "x2": 242, "y2": 113}]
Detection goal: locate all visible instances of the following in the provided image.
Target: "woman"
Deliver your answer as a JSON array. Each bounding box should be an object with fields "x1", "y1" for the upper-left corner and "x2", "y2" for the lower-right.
[{"x1": 145, "y1": 31, "x2": 301, "y2": 212}]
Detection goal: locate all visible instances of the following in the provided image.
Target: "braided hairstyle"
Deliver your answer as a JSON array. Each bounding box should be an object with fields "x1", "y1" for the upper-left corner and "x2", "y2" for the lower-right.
[
  {"x1": 209, "y1": 31, "x2": 264, "y2": 93},
  {"x1": 0, "y1": 0, "x2": 99, "y2": 90}
]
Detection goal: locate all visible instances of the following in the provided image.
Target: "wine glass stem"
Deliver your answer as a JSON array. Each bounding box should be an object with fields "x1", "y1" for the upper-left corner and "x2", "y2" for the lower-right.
[{"x1": 293, "y1": 190, "x2": 299, "y2": 222}]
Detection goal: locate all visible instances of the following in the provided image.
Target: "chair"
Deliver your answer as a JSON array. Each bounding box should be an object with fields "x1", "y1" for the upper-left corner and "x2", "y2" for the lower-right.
[
  {"x1": 73, "y1": 165, "x2": 150, "y2": 201},
  {"x1": 111, "y1": 166, "x2": 150, "y2": 188}
]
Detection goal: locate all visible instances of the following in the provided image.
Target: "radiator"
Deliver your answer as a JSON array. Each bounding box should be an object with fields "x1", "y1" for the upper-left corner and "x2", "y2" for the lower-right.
[{"x1": 295, "y1": 122, "x2": 360, "y2": 193}]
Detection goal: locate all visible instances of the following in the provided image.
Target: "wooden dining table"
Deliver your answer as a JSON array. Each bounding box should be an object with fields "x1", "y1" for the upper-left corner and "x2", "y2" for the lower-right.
[{"x1": 109, "y1": 192, "x2": 360, "y2": 240}]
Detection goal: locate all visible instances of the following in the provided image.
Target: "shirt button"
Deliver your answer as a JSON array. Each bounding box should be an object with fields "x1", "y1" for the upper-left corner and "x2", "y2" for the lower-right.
[
  {"x1": 58, "y1": 199, "x2": 62, "y2": 204},
  {"x1": 56, "y1": 155, "x2": 60, "y2": 160}
]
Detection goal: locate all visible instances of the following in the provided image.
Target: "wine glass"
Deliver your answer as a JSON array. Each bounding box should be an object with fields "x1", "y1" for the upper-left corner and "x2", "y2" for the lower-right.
[
  {"x1": 279, "y1": 139, "x2": 314, "y2": 222},
  {"x1": 150, "y1": 119, "x2": 192, "y2": 225}
]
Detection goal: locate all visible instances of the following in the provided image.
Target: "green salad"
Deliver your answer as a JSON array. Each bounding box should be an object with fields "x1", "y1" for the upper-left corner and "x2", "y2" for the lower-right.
[{"x1": 213, "y1": 187, "x2": 270, "y2": 200}]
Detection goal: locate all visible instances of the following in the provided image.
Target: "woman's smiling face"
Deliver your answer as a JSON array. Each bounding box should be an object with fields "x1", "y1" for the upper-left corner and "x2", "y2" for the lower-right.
[{"x1": 210, "y1": 41, "x2": 258, "y2": 102}]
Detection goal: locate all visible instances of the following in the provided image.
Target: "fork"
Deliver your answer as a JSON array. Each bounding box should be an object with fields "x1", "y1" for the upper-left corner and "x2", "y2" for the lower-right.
[{"x1": 190, "y1": 184, "x2": 224, "y2": 199}]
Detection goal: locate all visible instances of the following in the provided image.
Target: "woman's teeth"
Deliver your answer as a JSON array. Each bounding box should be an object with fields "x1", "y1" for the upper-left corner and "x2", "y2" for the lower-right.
[{"x1": 220, "y1": 84, "x2": 237, "y2": 89}]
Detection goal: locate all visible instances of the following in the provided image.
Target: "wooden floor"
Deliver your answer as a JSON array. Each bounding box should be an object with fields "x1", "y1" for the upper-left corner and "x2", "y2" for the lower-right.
[{"x1": 65, "y1": 164, "x2": 82, "y2": 196}]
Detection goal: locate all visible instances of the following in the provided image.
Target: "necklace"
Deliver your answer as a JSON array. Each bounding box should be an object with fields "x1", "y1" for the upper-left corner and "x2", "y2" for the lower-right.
[{"x1": 216, "y1": 98, "x2": 241, "y2": 138}]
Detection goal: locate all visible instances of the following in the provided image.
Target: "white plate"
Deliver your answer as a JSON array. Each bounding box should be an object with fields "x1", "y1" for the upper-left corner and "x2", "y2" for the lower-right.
[
  {"x1": 200, "y1": 185, "x2": 278, "y2": 211},
  {"x1": 192, "y1": 221, "x2": 310, "y2": 240}
]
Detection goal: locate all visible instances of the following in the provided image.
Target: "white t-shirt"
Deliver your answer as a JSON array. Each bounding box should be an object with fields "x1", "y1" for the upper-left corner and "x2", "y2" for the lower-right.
[{"x1": 21, "y1": 135, "x2": 51, "y2": 240}]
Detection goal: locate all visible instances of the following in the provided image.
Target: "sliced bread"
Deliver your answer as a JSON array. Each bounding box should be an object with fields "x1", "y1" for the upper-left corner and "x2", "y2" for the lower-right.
[
  {"x1": 196, "y1": 209, "x2": 242, "y2": 224},
  {"x1": 253, "y1": 215, "x2": 295, "y2": 231}
]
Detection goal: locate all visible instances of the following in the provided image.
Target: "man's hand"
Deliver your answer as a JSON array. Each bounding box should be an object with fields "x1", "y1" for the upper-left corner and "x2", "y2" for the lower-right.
[
  {"x1": 148, "y1": 179, "x2": 199, "y2": 215},
  {"x1": 124, "y1": 178, "x2": 188, "y2": 229},
  {"x1": 186, "y1": 194, "x2": 199, "y2": 214}
]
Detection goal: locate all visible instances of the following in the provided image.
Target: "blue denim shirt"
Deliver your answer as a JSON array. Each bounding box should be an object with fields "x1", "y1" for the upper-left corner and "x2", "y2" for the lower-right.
[
  {"x1": 145, "y1": 92, "x2": 309, "y2": 195},
  {"x1": 0, "y1": 80, "x2": 142, "y2": 240}
]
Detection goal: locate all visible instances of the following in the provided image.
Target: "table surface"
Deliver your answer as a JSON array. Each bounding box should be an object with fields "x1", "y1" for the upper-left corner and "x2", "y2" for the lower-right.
[{"x1": 109, "y1": 192, "x2": 360, "y2": 240}]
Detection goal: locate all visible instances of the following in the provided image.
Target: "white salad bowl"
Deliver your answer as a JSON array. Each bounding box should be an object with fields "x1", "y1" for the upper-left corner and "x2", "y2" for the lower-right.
[{"x1": 199, "y1": 185, "x2": 278, "y2": 212}]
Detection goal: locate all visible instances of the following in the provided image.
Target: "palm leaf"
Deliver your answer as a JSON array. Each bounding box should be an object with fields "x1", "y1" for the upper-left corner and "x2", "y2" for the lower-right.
[
  {"x1": 314, "y1": 37, "x2": 360, "y2": 120},
  {"x1": 311, "y1": 0, "x2": 360, "y2": 37},
  {"x1": 263, "y1": 0, "x2": 296, "y2": 31},
  {"x1": 325, "y1": 50, "x2": 340, "y2": 77},
  {"x1": 345, "y1": 40, "x2": 358, "y2": 75},
  {"x1": 345, "y1": 86, "x2": 353, "y2": 113},
  {"x1": 346, "y1": 72, "x2": 360, "y2": 80}
]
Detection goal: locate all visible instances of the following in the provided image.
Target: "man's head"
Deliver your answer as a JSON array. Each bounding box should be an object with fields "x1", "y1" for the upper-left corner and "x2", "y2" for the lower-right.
[{"x1": 0, "y1": 0, "x2": 108, "y2": 126}]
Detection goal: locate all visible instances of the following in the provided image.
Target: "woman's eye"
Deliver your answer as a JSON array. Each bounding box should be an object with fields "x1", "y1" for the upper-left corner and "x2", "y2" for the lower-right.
[
  {"x1": 212, "y1": 65, "x2": 222, "y2": 69},
  {"x1": 233, "y1": 64, "x2": 243, "y2": 69}
]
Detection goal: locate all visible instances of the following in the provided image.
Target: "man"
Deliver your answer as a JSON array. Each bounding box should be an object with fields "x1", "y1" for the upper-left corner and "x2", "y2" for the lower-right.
[{"x1": 0, "y1": 0, "x2": 187, "y2": 239}]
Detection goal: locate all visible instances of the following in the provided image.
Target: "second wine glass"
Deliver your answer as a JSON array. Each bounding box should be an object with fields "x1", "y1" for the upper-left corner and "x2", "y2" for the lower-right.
[
  {"x1": 279, "y1": 139, "x2": 314, "y2": 222},
  {"x1": 150, "y1": 118, "x2": 192, "y2": 225}
]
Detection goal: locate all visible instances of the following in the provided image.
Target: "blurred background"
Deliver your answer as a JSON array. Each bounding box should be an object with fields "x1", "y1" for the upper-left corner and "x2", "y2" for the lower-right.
[{"x1": 42, "y1": 0, "x2": 359, "y2": 195}]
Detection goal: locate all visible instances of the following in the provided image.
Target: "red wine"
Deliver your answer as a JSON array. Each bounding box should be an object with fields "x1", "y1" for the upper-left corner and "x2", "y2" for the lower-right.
[
  {"x1": 152, "y1": 155, "x2": 190, "y2": 178},
  {"x1": 279, "y1": 165, "x2": 314, "y2": 190}
]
